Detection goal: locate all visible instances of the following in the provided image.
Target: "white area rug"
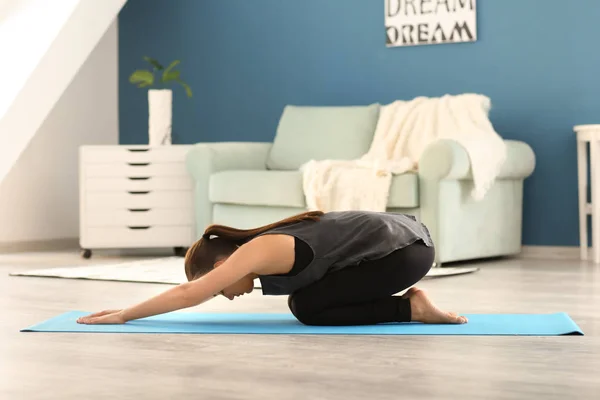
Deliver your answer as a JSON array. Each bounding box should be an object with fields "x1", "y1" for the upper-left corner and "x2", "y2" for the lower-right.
[
  {"x1": 10, "y1": 257, "x2": 187, "y2": 285},
  {"x1": 9, "y1": 257, "x2": 478, "y2": 286}
]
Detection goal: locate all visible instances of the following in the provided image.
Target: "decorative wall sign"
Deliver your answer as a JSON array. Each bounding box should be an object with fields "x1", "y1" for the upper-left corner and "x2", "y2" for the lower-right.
[{"x1": 385, "y1": 0, "x2": 477, "y2": 47}]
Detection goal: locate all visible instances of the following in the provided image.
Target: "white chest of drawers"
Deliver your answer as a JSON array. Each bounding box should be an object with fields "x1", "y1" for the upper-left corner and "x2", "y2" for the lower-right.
[{"x1": 79, "y1": 145, "x2": 195, "y2": 258}]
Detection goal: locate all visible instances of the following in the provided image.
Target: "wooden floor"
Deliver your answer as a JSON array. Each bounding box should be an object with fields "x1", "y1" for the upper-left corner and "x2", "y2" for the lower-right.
[{"x1": 2, "y1": 249, "x2": 599, "y2": 400}]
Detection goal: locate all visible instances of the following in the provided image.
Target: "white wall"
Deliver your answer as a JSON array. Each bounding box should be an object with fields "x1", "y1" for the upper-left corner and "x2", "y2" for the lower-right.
[
  {"x1": 0, "y1": 0, "x2": 79, "y2": 120},
  {"x1": 0, "y1": 21, "x2": 119, "y2": 244},
  {"x1": 0, "y1": 0, "x2": 126, "y2": 185}
]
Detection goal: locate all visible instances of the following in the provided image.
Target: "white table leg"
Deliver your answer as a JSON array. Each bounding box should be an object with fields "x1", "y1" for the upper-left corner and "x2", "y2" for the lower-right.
[
  {"x1": 591, "y1": 141, "x2": 600, "y2": 263},
  {"x1": 577, "y1": 140, "x2": 588, "y2": 260}
]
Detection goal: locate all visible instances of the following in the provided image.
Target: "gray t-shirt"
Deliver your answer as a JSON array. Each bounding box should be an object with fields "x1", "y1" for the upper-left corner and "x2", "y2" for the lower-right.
[{"x1": 257, "y1": 211, "x2": 433, "y2": 295}]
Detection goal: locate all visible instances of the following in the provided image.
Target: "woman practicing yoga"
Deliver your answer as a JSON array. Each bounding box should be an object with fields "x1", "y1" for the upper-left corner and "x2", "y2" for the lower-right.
[{"x1": 77, "y1": 211, "x2": 467, "y2": 326}]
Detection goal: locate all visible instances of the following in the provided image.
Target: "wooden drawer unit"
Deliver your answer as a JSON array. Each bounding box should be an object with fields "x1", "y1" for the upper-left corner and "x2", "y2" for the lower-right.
[{"x1": 79, "y1": 145, "x2": 196, "y2": 258}]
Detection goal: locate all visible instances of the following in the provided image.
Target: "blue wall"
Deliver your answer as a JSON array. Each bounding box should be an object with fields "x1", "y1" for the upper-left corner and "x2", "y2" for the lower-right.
[{"x1": 118, "y1": 0, "x2": 600, "y2": 246}]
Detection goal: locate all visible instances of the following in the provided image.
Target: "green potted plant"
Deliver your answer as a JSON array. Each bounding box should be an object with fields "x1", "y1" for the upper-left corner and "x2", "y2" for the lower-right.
[{"x1": 129, "y1": 56, "x2": 193, "y2": 145}]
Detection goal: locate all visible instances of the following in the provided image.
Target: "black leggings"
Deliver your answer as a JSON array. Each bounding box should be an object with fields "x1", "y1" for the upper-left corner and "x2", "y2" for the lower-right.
[{"x1": 287, "y1": 241, "x2": 434, "y2": 326}]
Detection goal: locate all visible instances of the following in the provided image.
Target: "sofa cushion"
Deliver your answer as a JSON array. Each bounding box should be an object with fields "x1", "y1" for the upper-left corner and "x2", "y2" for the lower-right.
[
  {"x1": 266, "y1": 104, "x2": 380, "y2": 170},
  {"x1": 210, "y1": 170, "x2": 306, "y2": 208},
  {"x1": 388, "y1": 172, "x2": 419, "y2": 208},
  {"x1": 209, "y1": 170, "x2": 419, "y2": 208}
]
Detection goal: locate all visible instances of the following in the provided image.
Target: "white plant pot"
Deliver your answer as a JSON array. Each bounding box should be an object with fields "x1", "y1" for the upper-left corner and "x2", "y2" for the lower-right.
[{"x1": 148, "y1": 89, "x2": 172, "y2": 145}]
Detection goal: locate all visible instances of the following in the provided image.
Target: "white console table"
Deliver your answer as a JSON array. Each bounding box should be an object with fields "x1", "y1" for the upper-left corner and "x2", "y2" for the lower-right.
[
  {"x1": 575, "y1": 125, "x2": 600, "y2": 263},
  {"x1": 79, "y1": 145, "x2": 195, "y2": 258}
]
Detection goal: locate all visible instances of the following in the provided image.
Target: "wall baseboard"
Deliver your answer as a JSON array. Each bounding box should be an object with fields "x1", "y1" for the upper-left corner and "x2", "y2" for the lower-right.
[
  {"x1": 0, "y1": 238, "x2": 79, "y2": 253},
  {"x1": 0, "y1": 241, "x2": 584, "y2": 260},
  {"x1": 520, "y1": 245, "x2": 580, "y2": 260}
]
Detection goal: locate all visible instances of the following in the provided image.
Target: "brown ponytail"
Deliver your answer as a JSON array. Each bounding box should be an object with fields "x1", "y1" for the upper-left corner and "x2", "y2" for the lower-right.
[{"x1": 184, "y1": 211, "x2": 324, "y2": 281}]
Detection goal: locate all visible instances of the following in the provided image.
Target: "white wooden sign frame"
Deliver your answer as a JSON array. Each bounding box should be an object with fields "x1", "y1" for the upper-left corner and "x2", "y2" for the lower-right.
[{"x1": 385, "y1": 0, "x2": 477, "y2": 47}]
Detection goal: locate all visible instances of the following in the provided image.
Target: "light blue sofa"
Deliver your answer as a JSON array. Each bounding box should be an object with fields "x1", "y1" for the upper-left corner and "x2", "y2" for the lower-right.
[{"x1": 186, "y1": 104, "x2": 535, "y2": 265}]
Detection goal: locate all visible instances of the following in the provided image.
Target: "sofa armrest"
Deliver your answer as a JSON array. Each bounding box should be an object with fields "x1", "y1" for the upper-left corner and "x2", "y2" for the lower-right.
[
  {"x1": 418, "y1": 139, "x2": 535, "y2": 181},
  {"x1": 186, "y1": 142, "x2": 272, "y2": 179},
  {"x1": 417, "y1": 139, "x2": 535, "y2": 264},
  {"x1": 185, "y1": 142, "x2": 272, "y2": 237}
]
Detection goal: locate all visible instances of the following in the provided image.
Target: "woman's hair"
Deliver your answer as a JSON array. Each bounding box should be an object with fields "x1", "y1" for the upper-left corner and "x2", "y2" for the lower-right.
[{"x1": 184, "y1": 211, "x2": 324, "y2": 281}]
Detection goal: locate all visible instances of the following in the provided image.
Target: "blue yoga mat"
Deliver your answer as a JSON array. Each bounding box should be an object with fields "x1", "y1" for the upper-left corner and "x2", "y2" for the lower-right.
[{"x1": 21, "y1": 311, "x2": 583, "y2": 336}]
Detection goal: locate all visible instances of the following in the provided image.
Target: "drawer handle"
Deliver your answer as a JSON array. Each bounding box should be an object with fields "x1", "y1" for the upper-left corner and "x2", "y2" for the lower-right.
[
  {"x1": 127, "y1": 148, "x2": 150, "y2": 152},
  {"x1": 128, "y1": 226, "x2": 151, "y2": 230},
  {"x1": 128, "y1": 177, "x2": 150, "y2": 181},
  {"x1": 128, "y1": 208, "x2": 150, "y2": 212},
  {"x1": 128, "y1": 191, "x2": 151, "y2": 195},
  {"x1": 128, "y1": 162, "x2": 150, "y2": 166}
]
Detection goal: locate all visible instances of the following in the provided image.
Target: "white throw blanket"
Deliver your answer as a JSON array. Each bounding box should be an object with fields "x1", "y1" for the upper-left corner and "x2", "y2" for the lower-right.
[{"x1": 301, "y1": 94, "x2": 507, "y2": 212}]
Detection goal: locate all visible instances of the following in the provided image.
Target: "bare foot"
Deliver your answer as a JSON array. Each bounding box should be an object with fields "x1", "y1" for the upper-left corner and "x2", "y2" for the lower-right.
[{"x1": 405, "y1": 287, "x2": 468, "y2": 324}]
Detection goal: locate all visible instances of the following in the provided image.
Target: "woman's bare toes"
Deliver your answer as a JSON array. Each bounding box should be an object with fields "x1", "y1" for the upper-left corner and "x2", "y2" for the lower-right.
[{"x1": 408, "y1": 289, "x2": 467, "y2": 324}]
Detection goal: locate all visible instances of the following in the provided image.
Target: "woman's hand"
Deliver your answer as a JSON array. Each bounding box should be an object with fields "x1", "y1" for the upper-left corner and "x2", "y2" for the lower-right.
[{"x1": 77, "y1": 309, "x2": 126, "y2": 325}]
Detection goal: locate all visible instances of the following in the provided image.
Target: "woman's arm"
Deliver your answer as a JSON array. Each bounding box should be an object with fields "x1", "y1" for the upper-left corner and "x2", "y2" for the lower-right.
[
  {"x1": 77, "y1": 235, "x2": 292, "y2": 324},
  {"x1": 118, "y1": 247, "x2": 256, "y2": 322}
]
